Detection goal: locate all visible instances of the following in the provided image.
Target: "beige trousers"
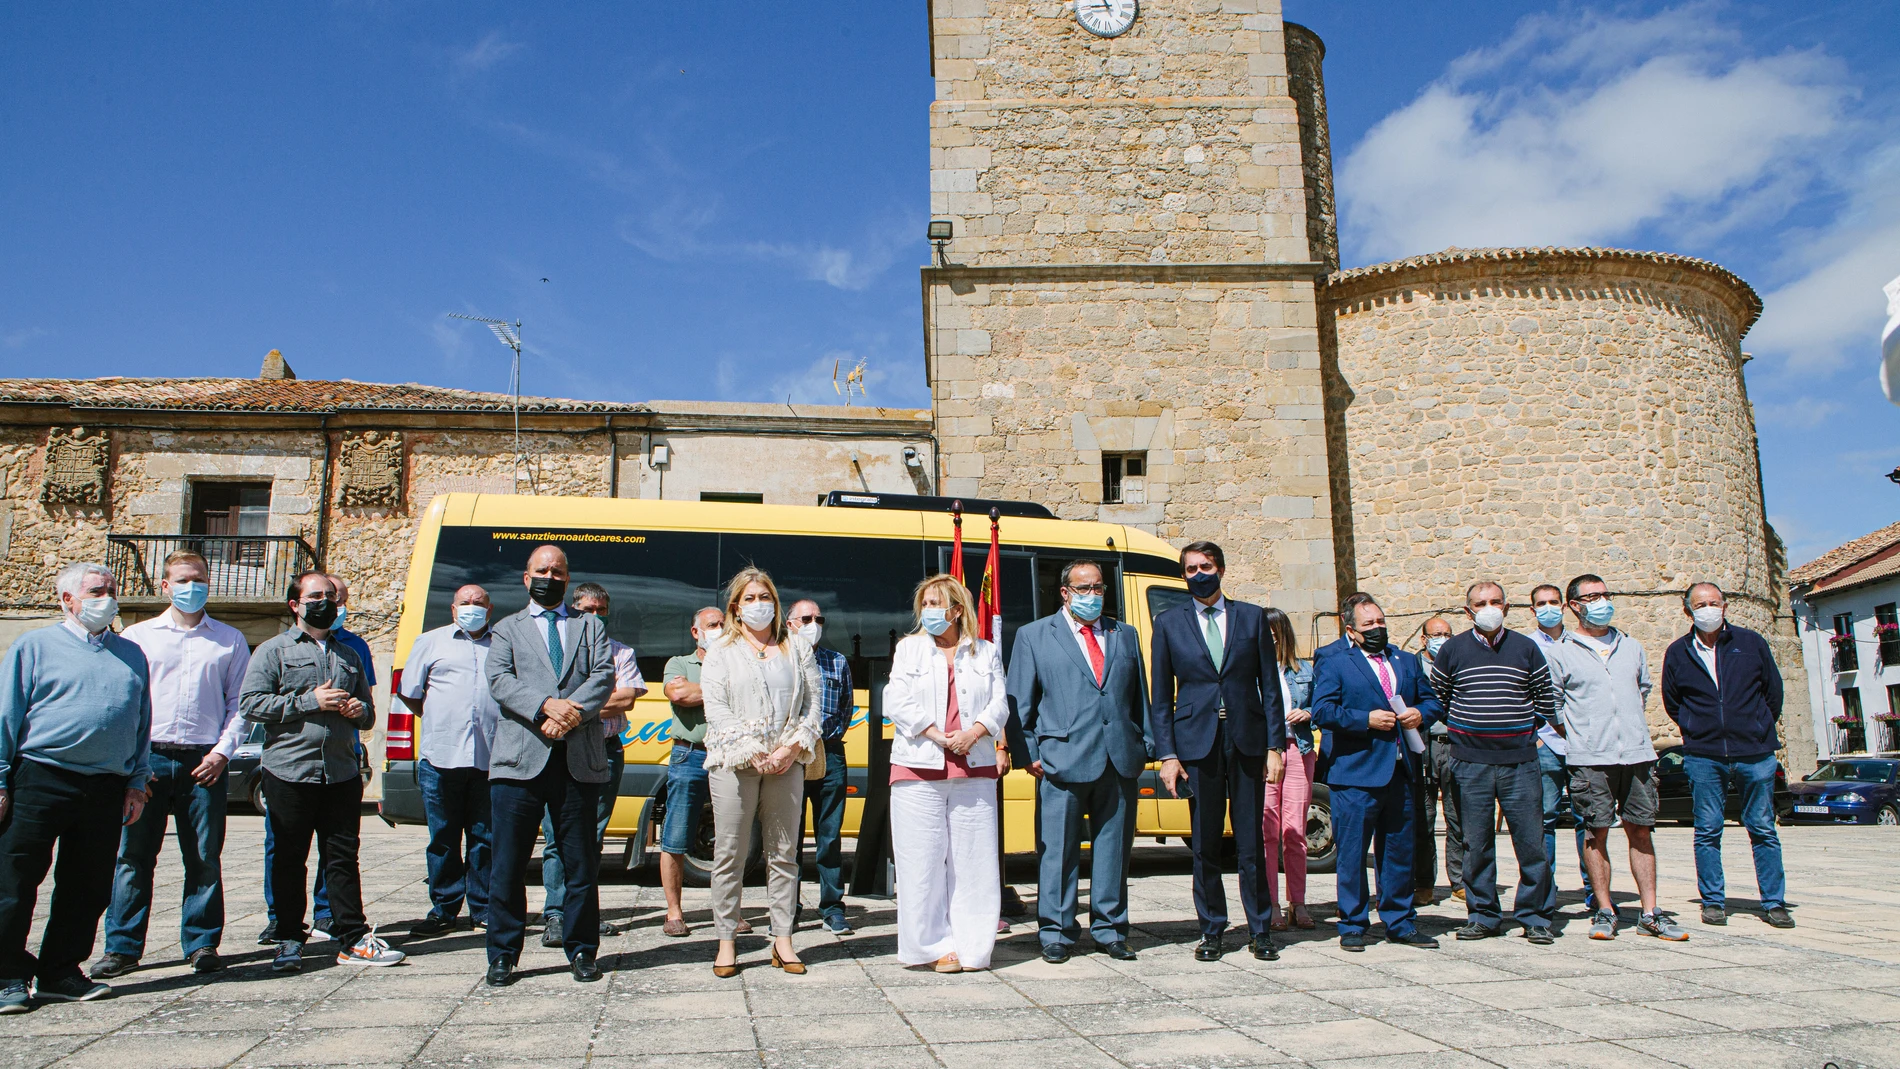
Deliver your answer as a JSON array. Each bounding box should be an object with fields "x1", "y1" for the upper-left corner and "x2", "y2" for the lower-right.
[{"x1": 709, "y1": 765, "x2": 803, "y2": 939}]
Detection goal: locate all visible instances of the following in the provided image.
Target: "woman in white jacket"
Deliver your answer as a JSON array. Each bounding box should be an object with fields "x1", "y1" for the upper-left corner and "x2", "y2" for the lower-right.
[
  {"x1": 884, "y1": 574, "x2": 1010, "y2": 972},
  {"x1": 701, "y1": 567, "x2": 823, "y2": 977}
]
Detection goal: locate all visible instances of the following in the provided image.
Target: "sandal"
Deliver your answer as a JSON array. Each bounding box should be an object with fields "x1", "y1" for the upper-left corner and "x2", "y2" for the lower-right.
[
  {"x1": 1292, "y1": 905, "x2": 1316, "y2": 930},
  {"x1": 1268, "y1": 907, "x2": 1289, "y2": 932}
]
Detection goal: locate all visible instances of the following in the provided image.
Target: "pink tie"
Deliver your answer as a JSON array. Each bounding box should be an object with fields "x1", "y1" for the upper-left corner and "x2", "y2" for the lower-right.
[{"x1": 1372, "y1": 655, "x2": 1395, "y2": 699}]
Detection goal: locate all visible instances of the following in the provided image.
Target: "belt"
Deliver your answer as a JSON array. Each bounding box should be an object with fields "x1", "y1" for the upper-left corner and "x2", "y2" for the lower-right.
[
  {"x1": 151, "y1": 742, "x2": 213, "y2": 755},
  {"x1": 671, "y1": 739, "x2": 706, "y2": 753}
]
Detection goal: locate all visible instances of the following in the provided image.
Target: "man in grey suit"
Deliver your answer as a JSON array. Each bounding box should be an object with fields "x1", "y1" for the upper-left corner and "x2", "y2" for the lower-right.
[
  {"x1": 482, "y1": 545, "x2": 616, "y2": 987},
  {"x1": 1006, "y1": 560, "x2": 1150, "y2": 964}
]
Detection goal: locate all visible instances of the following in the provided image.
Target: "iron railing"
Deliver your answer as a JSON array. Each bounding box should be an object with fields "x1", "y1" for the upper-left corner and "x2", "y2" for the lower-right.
[{"x1": 107, "y1": 534, "x2": 320, "y2": 601}]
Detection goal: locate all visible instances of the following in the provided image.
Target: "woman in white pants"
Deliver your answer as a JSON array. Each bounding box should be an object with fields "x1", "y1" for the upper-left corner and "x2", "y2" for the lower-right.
[
  {"x1": 884, "y1": 574, "x2": 1009, "y2": 972},
  {"x1": 701, "y1": 566, "x2": 823, "y2": 977}
]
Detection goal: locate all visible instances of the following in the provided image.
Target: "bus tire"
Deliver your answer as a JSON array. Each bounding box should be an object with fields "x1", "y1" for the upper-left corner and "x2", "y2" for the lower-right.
[{"x1": 1305, "y1": 784, "x2": 1337, "y2": 874}]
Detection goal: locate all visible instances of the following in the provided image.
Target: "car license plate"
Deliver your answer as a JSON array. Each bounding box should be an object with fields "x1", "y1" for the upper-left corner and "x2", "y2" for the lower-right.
[{"x1": 1794, "y1": 805, "x2": 1829, "y2": 814}]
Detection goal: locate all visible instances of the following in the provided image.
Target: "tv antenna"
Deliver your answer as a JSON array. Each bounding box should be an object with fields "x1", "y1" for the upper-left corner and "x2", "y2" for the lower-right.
[
  {"x1": 446, "y1": 313, "x2": 534, "y2": 492},
  {"x1": 833, "y1": 357, "x2": 869, "y2": 405}
]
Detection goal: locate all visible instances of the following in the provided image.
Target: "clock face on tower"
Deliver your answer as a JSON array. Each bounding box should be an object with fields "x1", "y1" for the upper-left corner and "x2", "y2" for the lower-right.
[{"x1": 1075, "y1": 0, "x2": 1138, "y2": 38}]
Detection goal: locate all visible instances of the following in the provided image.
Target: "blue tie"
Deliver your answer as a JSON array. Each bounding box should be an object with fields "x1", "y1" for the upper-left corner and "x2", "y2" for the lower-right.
[{"x1": 544, "y1": 610, "x2": 563, "y2": 677}]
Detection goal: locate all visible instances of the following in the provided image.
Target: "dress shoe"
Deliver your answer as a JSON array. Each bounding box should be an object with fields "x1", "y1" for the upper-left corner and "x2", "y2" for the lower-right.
[
  {"x1": 734, "y1": 917, "x2": 754, "y2": 935},
  {"x1": 1700, "y1": 904, "x2": 1727, "y2": 926},
  {"x1": 1454, "y1": 921, "x2": 1498, "y2": 940},
  {"x1": 712, "y1": 957, "x2": 740, "y2": 979},
  {"x1": 1386, "y1": 930, "x2": 1439, "y2": 948},
  {"x1": 540, "y1": 913, "x2": 564, "y2": 948},
  {"x1": 770, "y1": 947, "x2": 807, "y2": 975},
  {"x1": 1001, "y1": 885, "x2": 1028, "y2": 917},
  {"x1": 187, "y1": 948, "x2": 223, "y2": 974},
  {"x1": 409, "y1": 915, "x2": 456, "y2": 937},
  {"x1": 1098, "y1": 941, "x2": 1138, "y2": 961},
  {"x1": 1521, "y1": 925, "x2": 1556, "y2": 945},
  {"x1": 485, "y1": 959, "x2": 516, "y2": 987},
  {"x1": 1450, "y1": 887, "x2": 1467, "y2": 903},
  {"x1": 1339, "y1": 932, "x2": 1367, "y2": 952},
  {"x1": 1193, "y1": 936, "x2": 1223, "y2": 962},
  {"x1": 599, "y1": 919, "x2": 625, "y2": 937},
  {"x1": 1040, "y1": 943, "x2": 1071, "y2": 964},
  {"x1": 1249, "y1": 936, "x2": 1279, "y2": 961},
  {"x1": 570, "y1": 955, "x2": 602, "y2": 983},
  {"x1": 1414, "y1": 887, "x2": 1436, "y2": 907}
]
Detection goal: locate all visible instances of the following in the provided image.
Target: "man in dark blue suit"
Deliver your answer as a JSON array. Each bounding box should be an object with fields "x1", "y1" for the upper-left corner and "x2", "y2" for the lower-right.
[
  {"x1": 1312, "y1": 592, "x2": 1443, "y2": 951},
  {"x1": 1006, "y1": 560, "x2": 1150, "y2": 964},
  {"x1": 1151, "y1": 541, "x2": 1286, "y2": 962}
]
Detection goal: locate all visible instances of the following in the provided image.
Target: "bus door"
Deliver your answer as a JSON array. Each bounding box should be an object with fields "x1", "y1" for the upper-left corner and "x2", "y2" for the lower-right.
[{"x1": 1132, "y1": 576, "x2": 1195, "y2": 836}]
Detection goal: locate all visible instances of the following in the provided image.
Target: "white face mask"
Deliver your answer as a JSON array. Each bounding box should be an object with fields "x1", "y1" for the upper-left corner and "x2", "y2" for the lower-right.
[
  {"x1": 455, "y1": 605, "x2": 489, "y2": 633},
  {"x1": 740, "y1": 601, "x2": 776, "y2": 630},
  {"x1": 1692, "y1": 606, "x2": 1725, "y2": 632},
  {"x1": 1472, "y1": 606, "x2": 1505, "y2": 632},
  {"x1": 77, "y1": 595, "x2": 118, "y2": 633},
  {"x1": 797, "y1": 622, "x2": 822, "y2": 645}
]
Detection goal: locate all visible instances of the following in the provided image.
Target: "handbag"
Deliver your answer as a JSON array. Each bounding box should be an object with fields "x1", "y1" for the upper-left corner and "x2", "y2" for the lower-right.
[{"x1": 804, "y1": 740, "x2": 827, "y2": 781}]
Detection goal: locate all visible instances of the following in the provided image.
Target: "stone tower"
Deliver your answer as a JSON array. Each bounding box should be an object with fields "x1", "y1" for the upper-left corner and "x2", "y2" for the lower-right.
[{"x1": 924, "y1": 0, "x2": 1337, "y2": 625}]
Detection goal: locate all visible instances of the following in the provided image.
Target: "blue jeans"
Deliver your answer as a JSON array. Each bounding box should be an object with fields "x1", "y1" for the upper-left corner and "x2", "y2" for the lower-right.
[
  {"x1": 104, "y1": 748, "x2": 228, "y2": 958},
  {"x1": 263, "y1": 817, "x2": 330, "y2": 930},
  {"x1": 1682, "y1": 753, "x2": 1786, "y2": 911},
  {"x1": 1537, "y1": 745, "x2": 1592, "y2": 903},
  {"x1": 802, "y1": 740, "x2": 849, "y2": 920},
  {"x1": 418, "y1": 760, "x2": 492, "y2": 924},
  {"x1": 659, "y1": 744, "x2": 710, "y2": 854},
  {"x1": 541, "y1": 746, "x2": 622, "y2": 917},
  {"x1": 1453, "y1": 757, "x2": 1554, "y2": 929}
]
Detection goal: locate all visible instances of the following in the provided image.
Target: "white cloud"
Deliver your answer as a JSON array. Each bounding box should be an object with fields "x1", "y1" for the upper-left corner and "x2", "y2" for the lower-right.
[
  {"x1": 620, "y1": 198, "x2": 918, "y2": 292},
  {"x1": 1753, "y1": 397, "x2": 1844, "y2": 429},
  {"x1": 2, "y1": 327, "x2": 49, "y2": 350},
  {"x1": 1338, "y1": 6, "x2": 1852, "y2": 263},
  {"x1": 452, "y1": 31, "x2": 522, "y2": 77}
]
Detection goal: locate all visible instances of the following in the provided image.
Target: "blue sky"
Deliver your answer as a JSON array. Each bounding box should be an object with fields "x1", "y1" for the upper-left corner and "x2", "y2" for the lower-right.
[{"x1": 1, "y1": 2, "x2": 1894, "y2": 565}]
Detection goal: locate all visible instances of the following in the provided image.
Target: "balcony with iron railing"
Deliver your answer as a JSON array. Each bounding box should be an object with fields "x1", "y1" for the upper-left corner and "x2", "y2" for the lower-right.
[{"x1": 107, "y1": 534, "x2": 320, "y2": 603}]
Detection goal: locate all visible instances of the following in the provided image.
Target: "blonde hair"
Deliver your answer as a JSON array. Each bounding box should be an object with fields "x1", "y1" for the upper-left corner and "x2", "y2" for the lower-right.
[
  {"x1": 721, "y1": 566, "x2": 785, "y2": 645},
  {"x1": 911, "y1": 574, "x2": 978, "y2": 642}
]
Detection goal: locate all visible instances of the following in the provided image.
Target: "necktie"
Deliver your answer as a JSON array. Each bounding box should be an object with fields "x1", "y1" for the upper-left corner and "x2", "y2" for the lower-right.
[
  {"x1": 1202, "y1": 606, "x2": 1224, "y2": 672},
  {"x1": 1080, "y1": 623, "x2": 1105, "y2": 686},
  {"x1": 545, "y1": 610, "x2": 563, "y2": 677},
  {"x1": 1371, "y1": 654, "x2": 1395, "y2": 699}
]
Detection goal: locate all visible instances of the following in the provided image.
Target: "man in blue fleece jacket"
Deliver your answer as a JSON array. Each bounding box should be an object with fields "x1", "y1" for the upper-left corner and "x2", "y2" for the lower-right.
[{"x1": 0, "y1": 562, "x2": 151, "y2": 1013}]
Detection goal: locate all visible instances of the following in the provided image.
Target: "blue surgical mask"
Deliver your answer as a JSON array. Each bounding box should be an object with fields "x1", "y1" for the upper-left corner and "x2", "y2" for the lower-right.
[
  {"x1": 921, "y1": 607, "x2": 952, "y2": 636},
  {"x1": 333, "y1": 605, "x2": 348, "y2": 630},
  {"x1": 1534, "y1": 606, "x2": 1563, "y2": 629},
  {"x1": 169, "y1": 581, "x2": 208, "y2": 614},
  {"x1": 455, "y1": 605, "x2": 489, "y2": 633},
  {"x1": 1583, "y1": 600, "x2": 1615, "y2": 627},
  {"x1": 1426, "y1": 636, "x2": 1447, "y2": 655},
  {"x1": 1068, "y1": 593, "x2": 1103, "y2": 623}
]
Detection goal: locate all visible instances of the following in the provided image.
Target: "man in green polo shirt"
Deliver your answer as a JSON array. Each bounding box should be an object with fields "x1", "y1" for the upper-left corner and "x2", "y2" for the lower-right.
[{"x1": 657, "y1": 607, "x2": 722, "y2": 937}]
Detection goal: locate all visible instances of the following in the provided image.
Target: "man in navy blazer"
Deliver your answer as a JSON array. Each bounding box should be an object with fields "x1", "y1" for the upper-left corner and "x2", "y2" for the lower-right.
[
  {"x1": 1006, "y1": 560, "x2": 1149, "y2": 964},
  {"x1": 1151, "y1": 541, "x2": 1286, "y2": 962},
  {"x1": 1311, "y1": 592, "x2": 1443, "y2": 951}
]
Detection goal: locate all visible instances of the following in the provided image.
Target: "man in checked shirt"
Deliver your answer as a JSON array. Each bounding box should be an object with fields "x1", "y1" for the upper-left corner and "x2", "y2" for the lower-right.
[{"x1": 789, "y1": 599, "x2": 855, "y2": 935}]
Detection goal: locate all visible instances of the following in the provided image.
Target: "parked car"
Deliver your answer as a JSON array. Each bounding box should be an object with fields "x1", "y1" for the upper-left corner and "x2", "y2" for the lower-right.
[
  {"x1": 228, "y1": 720, "x2": 267, "y2": 813},
  {"x1": 1784, "y1": 757, "x2": 1900, "y2": 826},
  {"x1": 1654, "y1": 745, "x2": 1793, "y2": 824}
]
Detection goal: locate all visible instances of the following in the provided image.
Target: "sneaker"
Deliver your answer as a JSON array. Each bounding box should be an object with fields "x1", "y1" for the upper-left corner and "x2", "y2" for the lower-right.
[
  {"x1": 187, "y1": 948, "x2": 223, "y2": 974},
  {"x1": 272, "y1": 941, "x2": 303, "y2": 973},
  {"x1": 540, "y1": 913, "x2": 564, "y2": 948},
  {"x1": 1454, "y1": 921, "x2": 1498, "y2": 940},
  {"x1": 337, "y1": 932, "x2": 406, "y2": 967},
  {"x1": 309, "y1": 924, "x2": 332, "y2": 943},
  {"x1": 1636, "y1": 912, "x2": 1688, "y2": 941},
  {"x1": 257, "y1": 924, "x2": 278, "y2": 946},
  {"x1": 1700, "y1": 904, "x2": 1727, "y2": 926},
  {"x1": 823, "y1": 913, "x2": 853, "y2": 935},
  {"x1": 36, "y1": 975, "x2": 110, "y2": 1002},
  {"x1": 1763, "y1": 906, "x2": 1796, "y2": 929},
  {"x1": 1589, "y1": 911, "x2": 1617, "y2": 940},
  {"x1": 409, "y1": 915, "x2": 456, "y2": 937},
  {"x1": 88, "y1": 952, "x2": 139, "y2": 979},
  {"x1": 1521, "y1": 925, "x2": 1557, "y2": 945},
  {"x1": 0, "y1": 980, "x2": 28, "y2": 1015}
]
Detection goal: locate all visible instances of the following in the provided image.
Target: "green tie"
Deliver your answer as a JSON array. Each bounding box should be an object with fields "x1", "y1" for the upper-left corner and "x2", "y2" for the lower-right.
[
  {"x1": 545, "y1": 611, "x2": 563, "y2": 677},
  {"x1": 1203, "y1": 606, "x2": 1223, "y2": 672}
]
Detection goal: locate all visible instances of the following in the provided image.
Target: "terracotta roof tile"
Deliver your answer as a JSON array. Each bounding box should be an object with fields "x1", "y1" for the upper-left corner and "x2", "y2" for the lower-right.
[
  {"x1": 1790, "y1": 518, "x2": 1900, "y2": 587},
  {"x1": 0, "y1": 377, "x2": 646, "y2": 414}
]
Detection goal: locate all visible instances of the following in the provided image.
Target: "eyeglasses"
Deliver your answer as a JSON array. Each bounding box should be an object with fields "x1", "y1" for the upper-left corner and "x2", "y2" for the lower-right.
[
  {"x1": 1573, "y1": 592, "x2": 1610, "y2": 603},
  {"x1": 791, "y1": 614, "x2": 825, "y2": 625},
  {"x1": 1067, "y1": 584, "x2": 1107, "y2": 596}
]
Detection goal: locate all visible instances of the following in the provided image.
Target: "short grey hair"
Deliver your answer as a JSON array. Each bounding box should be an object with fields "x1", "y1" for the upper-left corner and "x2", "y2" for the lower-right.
[
  {"x1": 56, "y1": 561, "x2": 114, "y2": 599},
  {"x1": 1683, "y1": 582, "x2": 1724, "y2": 609},
  {"x1": 689, "y1": 606, "x2": 722, "y2": 635}
]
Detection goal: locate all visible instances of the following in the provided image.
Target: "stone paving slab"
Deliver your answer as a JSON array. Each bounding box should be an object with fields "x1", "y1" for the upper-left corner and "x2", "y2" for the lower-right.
[{"x1": 5, "y1": 814, "x2": 1900, "y2": 1068}]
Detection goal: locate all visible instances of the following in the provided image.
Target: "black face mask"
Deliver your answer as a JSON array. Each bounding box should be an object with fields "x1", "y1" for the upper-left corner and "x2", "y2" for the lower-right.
[
  {"x1": 1358, "y1": 626, "x2": 1389, "y2": 655},
  {"x1": 528, "y1": 576, "x2": 567, "y2": 608},
  {"x1": 301, "y1": 599, "x2": 339, "y2": 630},
  {"x1": 1186, "y1": 571, "x2": 1222, "y2": 599}
]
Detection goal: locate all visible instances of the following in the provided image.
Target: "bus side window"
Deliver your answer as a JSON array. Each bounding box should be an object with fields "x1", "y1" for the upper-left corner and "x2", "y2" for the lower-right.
[{"x1": 1035, "y1": 557, "x2": 1122, "y2": 624}]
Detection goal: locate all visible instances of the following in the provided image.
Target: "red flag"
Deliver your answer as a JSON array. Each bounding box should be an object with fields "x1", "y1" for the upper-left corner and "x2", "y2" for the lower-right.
[
  {"x1": 950, "y1": 501, "x2": 965, "y2": 584},
  {"x1": 978, "y1": 508, "x2": 1002, "y2": 641}
]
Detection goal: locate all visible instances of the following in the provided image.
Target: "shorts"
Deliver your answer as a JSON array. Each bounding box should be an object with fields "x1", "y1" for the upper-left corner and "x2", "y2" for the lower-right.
[
  {"x1": 1568, "y1": 762, "x2": 1658, "y2": 829},
  {"x1": 659, "y1": 743, "x2": 711, "y2": 855}
]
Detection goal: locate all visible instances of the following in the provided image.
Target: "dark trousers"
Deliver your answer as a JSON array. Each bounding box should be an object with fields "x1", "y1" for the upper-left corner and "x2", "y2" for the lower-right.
[
  {"x1": 1037, "y1": 771, "x2": 1137, "y2": 948},
  {"x1": 0, "y1": 761, "x2": 126, "y2": 983},
  {"x1": 262, "y1": 773, "x2": 366, "y2": 948},
  {"x1": 105, "y1": 746, "x2": 227, "y2": 957},
  {"x1": 1331, "y1": 767, "x2": 1419, "y2": 936},
  {"x1": 1184, "y1": 722, "x2": 1270, "y2": 938},
  {"x1": 263, "y1": 816, "x2": 331, "y2": 929},
  {"x1": 1410, "y1": 762, "x2": 1436, "y2": 893},
  {"x1": 540, "y1": 746, "x2": 619, "y2": 917},
  {"x1": 1429, "y1": 735, "x2": 1464, "y2": 890},
  {"x1": 801, "y1": 739, "x2": 849, "y2": 920},
  {"x1": 419, "y1": 760, "x2": 491, "y2": 924},
  {"x1": 490, "y1": 756, "x2": 601, "y2": 964},
  {"x1": 1453, "y1": 756, "x2": 1553, "y2": 929}
]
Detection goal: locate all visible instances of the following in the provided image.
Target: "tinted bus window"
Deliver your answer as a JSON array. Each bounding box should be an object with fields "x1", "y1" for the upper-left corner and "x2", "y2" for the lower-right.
[
  {"x1": 1146, "y1": 585, "x2": 1193, "y2": 624},
  {"x1": 718, "y1": 534, "x2": 925, "y2": 661},
  {"x1": 1036, "y1": 556, "x2": 1122, "y2": 624},
  {"x1": 945, "y1": 549, "x2": 1036, "y2": 662}
]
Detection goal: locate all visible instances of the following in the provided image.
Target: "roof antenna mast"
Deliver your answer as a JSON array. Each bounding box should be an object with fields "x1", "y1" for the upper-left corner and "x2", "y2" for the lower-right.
[{"x1": 446, "y1": 313, "x2": 531, "y2": 493}]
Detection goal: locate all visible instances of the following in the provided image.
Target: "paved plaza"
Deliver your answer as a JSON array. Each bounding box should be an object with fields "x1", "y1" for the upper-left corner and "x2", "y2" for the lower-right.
[{"x1": 5, "y1": 816, "x2": 1899, "y2": 1069}]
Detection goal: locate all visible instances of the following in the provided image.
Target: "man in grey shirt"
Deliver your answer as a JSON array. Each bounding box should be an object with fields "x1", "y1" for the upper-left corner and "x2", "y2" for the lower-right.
[
  {"x1": 241, "y1": 571, "x2": 402, "y2": 971},
  {"x1": 1543, "y1": 573, "x2": 1684, "y2": 942}
]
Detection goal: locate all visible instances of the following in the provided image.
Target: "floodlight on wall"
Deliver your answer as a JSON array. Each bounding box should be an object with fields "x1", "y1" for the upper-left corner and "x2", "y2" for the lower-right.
[
  {"x1": 927, "y1": 220, "x2": 954, "y2": 267},
  {"x1": 903, "y1": 446, "x2": 922, "y2": 469},
  {"x1": 651, "y1": 443, "x2": 671, "y2": 466},
  {"x1": 447, "y1": 312, "x2": 532, "y2": 492}
]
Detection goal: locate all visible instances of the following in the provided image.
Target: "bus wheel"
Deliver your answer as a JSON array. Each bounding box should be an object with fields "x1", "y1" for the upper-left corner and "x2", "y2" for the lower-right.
[{"x1": 1305, "y1": 785, "x2": 1337, "y2": 874}]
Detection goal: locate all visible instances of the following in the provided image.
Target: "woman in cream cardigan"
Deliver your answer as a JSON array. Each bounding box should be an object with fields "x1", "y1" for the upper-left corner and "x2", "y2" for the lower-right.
[
  {"x1": 883, "y1": 574, "x2": 1011, "y2": 972},
  {"x1": 701, "y1": 566, "x2": 823, "y2": 977}
]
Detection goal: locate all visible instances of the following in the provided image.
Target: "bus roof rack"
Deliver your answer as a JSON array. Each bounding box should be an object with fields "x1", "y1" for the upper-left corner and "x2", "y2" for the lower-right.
[{"x1": 817, "y1": 491, "x2": 1056, "y2": 519}]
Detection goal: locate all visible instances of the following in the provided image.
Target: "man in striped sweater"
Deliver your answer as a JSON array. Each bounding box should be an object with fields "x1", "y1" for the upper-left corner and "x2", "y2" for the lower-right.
[{"x1": 1429, "y1": 581, "x2": 1562, "y2": 944}]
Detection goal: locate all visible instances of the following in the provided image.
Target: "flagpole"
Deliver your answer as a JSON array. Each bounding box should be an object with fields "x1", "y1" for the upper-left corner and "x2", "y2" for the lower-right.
[
  {"x1": 986, "y1": 507, "x2": 1002, "y2": 641},
  {"x1": 950, "y1": 500, "x2": 965, "y2": 584}
]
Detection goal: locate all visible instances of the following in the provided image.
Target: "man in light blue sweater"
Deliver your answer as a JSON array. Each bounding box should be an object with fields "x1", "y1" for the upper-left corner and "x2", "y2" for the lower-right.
[{"x1": 0, "y1": 562, "x2": 151, "y2": 1013}]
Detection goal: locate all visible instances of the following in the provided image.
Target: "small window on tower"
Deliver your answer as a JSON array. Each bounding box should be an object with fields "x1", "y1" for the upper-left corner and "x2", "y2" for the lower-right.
[{"x1": 1101, "y1": 453, "x2": 1148, "y2": 504}]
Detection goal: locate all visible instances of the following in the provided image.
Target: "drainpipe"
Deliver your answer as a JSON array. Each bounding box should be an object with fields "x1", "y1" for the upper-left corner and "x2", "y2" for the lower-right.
[
  {"x1": 314, "y1": 415, "x2": 333, "y2": 568},
  {"x1": 606, "y1": 414, "x2": 618, "y2": 498}
]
